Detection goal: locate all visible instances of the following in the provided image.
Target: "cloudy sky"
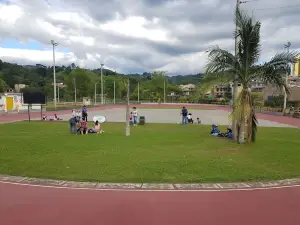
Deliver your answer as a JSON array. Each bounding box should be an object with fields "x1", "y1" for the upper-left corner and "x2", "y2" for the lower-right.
[{"x1": 0, "y1": 0, "x2": 299, "y2": 75}]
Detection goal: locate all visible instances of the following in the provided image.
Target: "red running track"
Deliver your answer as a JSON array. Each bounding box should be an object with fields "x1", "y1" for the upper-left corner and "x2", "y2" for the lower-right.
[{"x1": 0, "y1": 183, "x2": 300, "y2": 225}]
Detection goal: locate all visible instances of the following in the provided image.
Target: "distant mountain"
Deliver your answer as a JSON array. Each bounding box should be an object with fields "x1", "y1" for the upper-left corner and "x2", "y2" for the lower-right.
[{"x1": 168, "y1": 74, "x2": 203, "y2": 85}]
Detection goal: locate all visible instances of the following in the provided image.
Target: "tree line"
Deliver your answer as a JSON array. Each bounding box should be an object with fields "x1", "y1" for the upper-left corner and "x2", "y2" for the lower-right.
[{"x1": 0, "y1": 59, "x2": 204, "y2": 102}]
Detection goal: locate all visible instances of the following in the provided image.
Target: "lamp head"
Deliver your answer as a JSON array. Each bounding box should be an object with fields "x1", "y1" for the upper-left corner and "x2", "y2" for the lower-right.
[{"x1": 51, "y1": 40, "x2": 58, "y2": 46}]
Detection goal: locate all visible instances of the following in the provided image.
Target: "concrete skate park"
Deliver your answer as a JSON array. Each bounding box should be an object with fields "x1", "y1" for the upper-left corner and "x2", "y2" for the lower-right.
[{"x1": 49, "y1": 106, "x2": 296, "y2": 128}]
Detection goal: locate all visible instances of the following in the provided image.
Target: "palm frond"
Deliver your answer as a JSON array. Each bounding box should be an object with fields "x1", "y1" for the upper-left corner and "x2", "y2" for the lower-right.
[
  {"x1": 256, "y1": 51, "x2": 299, "y2": 94},
  {"x1": 205, "y1": 46, "x2": 239, "y2": 74},
  {"x1": 234, "y1": 8, "x2": 261, "y2": 83}
]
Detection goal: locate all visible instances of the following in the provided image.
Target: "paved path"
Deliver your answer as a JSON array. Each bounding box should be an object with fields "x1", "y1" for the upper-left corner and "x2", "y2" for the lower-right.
[{"x1": 1, "y1": 182, "x2": 299, "y2": 225}]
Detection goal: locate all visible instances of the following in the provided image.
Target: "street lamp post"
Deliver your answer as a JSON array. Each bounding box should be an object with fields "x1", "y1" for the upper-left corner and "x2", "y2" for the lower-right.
[
  {"x1": 51, "y1": 40, "x2": 58, "y2": 109},
  {"x1": 283, "y1": 41, "x2": 291, "y2": 110},
  {"x1": 101, "y1": 64, "x2": 104, "y2": 104}
]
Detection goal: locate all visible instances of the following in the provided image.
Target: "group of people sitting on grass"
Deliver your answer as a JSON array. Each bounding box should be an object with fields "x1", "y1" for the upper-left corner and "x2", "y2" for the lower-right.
[
  {"x1": 69, "y1": 106, "x2": 103, "y2": 135},
  {"x1": 210, "y1": 124, "x2": 232, "y2": 139},
  {"x1": 180, "y1": 106, "x2": 201, "y2": 124}
]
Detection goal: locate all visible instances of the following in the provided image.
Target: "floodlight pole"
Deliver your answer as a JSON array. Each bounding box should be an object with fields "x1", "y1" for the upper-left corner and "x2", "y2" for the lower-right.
[
  {"x1": 94, "y1": 82, "x2": 97, "y2": 105},
  {"x1": 163, "y1": 81, "x2": 166, "y2": 103},
  {"x1": 113, "y1": 80, "x2": 116, "y2": 104},
  {"x1": 73, "y1": 78, "x2": 77, "y2": 103},
  {"x1": 101, "y1": 64, "x2": 104, "y2": 104},
  {"x1": 137, "y1": 82, "x2": 140, "y2": 103},
  {"x1": 125, "y1": 79, "x2": 130, "y2": 136},
  {"x1": 51, "y1": 40, "x2": 58, "y2": 109}
]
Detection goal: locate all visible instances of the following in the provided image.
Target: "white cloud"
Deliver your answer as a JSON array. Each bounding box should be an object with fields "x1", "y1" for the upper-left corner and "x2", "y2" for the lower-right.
[{"x1": 0, "y1": 0, "x2": 299, "y2": 75}]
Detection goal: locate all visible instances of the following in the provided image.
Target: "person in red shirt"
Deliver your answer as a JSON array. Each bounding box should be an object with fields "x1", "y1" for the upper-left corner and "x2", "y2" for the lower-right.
[{"x1": 80, "y1": 118, "x2": 88, "y2": 135}]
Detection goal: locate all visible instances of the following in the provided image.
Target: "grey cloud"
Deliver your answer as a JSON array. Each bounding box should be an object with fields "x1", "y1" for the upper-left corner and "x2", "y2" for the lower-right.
[{"x1": 0, "y1": 0, "x2": 299, "y2": 74}]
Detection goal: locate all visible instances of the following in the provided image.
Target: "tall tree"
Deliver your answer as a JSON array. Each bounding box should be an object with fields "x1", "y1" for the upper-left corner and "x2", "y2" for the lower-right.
[{"x1": 203, "y1": 8, "x2": 298, "y2": 143}]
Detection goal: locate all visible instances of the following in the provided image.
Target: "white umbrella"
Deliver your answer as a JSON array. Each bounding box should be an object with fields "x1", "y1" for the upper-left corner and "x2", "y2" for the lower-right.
[{"x1": 93, "y1": 115, "x2": 106, "y2": 123}]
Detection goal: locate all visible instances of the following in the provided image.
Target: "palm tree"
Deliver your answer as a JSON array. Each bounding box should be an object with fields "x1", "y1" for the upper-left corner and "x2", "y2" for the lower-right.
[{"x1": 203, "y1": 8, "x2": 298, "y2": 144}]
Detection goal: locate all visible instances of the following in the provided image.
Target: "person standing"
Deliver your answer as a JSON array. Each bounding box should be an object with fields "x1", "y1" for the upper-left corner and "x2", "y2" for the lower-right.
[
  {"x1": 181, "y1": 106, "x2": 188, "y2": 124},
  {"x1": 82, "y1": 105, "x2": 88, "y2": 122},
  {"x1": 133, "y1": 107, "x2": 138, "y2": 126},
  {"x1": 69, "y1": 116, "x2": 76, "y2": 134}
]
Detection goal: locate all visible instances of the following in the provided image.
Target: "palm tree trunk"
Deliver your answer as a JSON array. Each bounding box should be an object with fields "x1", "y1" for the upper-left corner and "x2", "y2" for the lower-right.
[{"x1": 238, "y1": 119, "x2": 245, "y2": 144}]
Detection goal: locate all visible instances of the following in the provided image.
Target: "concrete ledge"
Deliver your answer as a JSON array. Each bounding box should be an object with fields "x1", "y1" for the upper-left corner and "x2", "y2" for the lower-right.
[{"x1": 1, "y1": 174, "x2": 300, "y2": 190}]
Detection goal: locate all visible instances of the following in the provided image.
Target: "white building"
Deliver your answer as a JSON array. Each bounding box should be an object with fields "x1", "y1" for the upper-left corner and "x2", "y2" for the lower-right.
[{"x1": 179, "y1": 84, "x2": 196, "y2": 96}]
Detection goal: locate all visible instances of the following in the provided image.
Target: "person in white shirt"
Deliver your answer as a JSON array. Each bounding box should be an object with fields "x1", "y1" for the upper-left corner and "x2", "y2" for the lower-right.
[
  {"x1": 75, "y1": 110, "x2": 81, "y2": 123},
  {"x1": 133, "y1": 107, "x2": 138, "y2": 126},
  {"x1": 72, "y1": 109, "x2": 76, "y2": 118}
]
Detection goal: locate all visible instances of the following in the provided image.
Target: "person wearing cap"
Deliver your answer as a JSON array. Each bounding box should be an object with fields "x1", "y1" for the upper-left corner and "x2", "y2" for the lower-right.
[{"x1": 180, "y1": 106, "x2": 188, "y2": 124}]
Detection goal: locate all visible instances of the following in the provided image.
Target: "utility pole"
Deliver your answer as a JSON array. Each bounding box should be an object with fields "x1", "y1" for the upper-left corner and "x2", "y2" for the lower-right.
[
  {"x1": 125, "y1": 79, "x2": 130, "y2": 136},
  {"x1": 283, "y1": 42, "x2": 291, "y2": 110},
  {"x1": 137, "y1": 82, "x2": 140, "y2": 103},
  {"x1": 101, "y1": 64, "x2": 104, "y2": 104},
  {"x1": 113, "y1": 80, "x2": 116, "y2": 104},
  {"x1": 51, "y1": 40, "x2": 58, "y2": 109},
  {"x1": 232, "y1": 0, "x2": 248, "y2": 141}
]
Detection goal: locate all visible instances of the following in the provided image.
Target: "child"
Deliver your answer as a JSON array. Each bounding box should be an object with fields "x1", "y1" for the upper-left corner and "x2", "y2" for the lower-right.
[
  {"x1": 196, "y1": 118, "x2": 201, "y2": 124},
  {"x1": 133, "y1": 107, "x2": 138, "y2": 126},
  {"x1": 80, "y1": 118, "x2": 88, "y2": 135},
  {"x1": 76, "y1": 121, "x2": 81, "y2": 134},
  {"x1": 82, "y1": 105, "x2": 88, "y2": 122},
  {"x1": 210, "y1": 124, "x2": 220, "y2": 136},
  {"x1": 187, "y1": 113, "x2": 193, "y2": 124}
]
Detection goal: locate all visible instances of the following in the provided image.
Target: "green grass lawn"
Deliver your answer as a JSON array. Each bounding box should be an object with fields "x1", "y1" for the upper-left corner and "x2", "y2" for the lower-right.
[{"x1": 0, "y1": 122, "x2": 299, "y2": 183}]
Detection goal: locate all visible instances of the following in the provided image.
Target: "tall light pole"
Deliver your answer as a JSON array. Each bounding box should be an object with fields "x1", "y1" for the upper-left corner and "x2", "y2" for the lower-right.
[
  {"x1": 51, "y1": 40, "x2": 58, "y2": 109},
  {"x1": 125, "y1": 79, "x2": 130, "y2": 136},
  {"x1": 100, "y1": 64, "x2": 104, "y2": 104},
  {"x1": 137, "y1": 82, "x2": 140, "y2": 103},
  {"x1": 57, "y1": 85, "x2": 59, "y2": 103},
  {"x1": 163, "y1": 81, "x2": 166, "y2": 103},
  {"x1": 94, "y1": 82, "x2": 97, "y2": 105},
  {"x1": 283, "y1": 41, "x2": 291, "y2": 110},
  {"x1": 73, "y1": 77, "x2": 77, "y2": 103},
  {"x1": 113, "y1": 80, "x2": 116, "y2": 104}
]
